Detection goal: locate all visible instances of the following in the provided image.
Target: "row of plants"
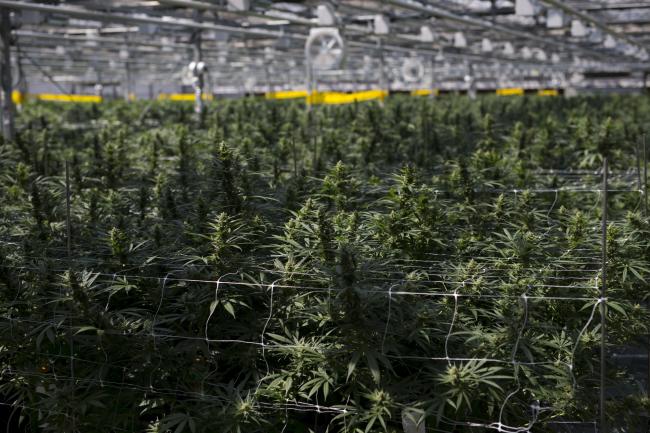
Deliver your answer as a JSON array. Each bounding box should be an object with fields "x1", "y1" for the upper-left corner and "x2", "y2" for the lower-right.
[{"x1": 0, "y1": 96, "x2": 649, "y2": 433}]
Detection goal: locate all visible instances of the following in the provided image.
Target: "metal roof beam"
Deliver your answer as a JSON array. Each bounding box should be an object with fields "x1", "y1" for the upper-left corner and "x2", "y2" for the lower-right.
[
  {"x1": 0, "y1": 0, "x2": 300, "y2": 40},
  {"x1": 15, "y1": 30, "x2": 189, "y2": 50},
  {"x1": 361, "y1": 0, "x2": 620, "y2": 61},
  {"x1": 157, "y1": 0, "x2": 314, "y2": 26},
  {"x1": 7, "y1": 1, "x2": 564, "y2": 70},
  {"x1": 538, "y1": 0, "x2": 645, "y2": 50}
]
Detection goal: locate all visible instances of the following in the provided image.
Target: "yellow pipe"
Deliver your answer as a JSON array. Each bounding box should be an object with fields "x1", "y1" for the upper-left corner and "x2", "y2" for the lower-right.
[
  {"x1": 410, "y1": 89, "x2": 439, "y2": 96},
  {"x1": 36, "y1": 93, "x2": 102, "y2": 103},
  {"x1": 537, "y1": 89, "x2": 559, "y2": 96},
  {"x1": 265, "y1": 90, "x2": 309, "y2": 100},
  {"x1": 158, "y1": 93, "x2": 214, "y2": 101},
  {"x1": 496, "y1": 88, "x2": 524, "y2": 96},
  {"x1": 308, "y1": 89, "x2": 388, "y2": 105}
]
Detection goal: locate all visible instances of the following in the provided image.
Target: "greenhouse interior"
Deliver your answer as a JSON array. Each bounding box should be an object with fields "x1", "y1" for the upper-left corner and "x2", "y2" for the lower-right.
[{"x1": 2, "y1": 1, "x2": 650, "y2": 433}]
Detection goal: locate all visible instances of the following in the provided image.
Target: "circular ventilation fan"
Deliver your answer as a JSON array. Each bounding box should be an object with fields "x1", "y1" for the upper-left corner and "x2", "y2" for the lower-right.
[
  {"x1": 401, "y1": 57, "x2": 425, "y2": 83},
  {"x1": 305, "y1": 27, "x2": 345, "y2": 70}
]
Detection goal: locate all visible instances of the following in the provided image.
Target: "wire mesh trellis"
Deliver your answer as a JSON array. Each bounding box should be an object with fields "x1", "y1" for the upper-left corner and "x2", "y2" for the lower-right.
[{"x1": 1, "y1": 160, "x2": 639, "y2": 433}]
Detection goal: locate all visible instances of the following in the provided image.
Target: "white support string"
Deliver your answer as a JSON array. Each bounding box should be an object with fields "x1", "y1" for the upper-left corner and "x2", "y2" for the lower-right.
[
  {"x1": 103, "y1": 273, "x2": 118, "y2": 312},
  {"x1": 381, "y1": 283, "x2": 399, "y2": 354},
  {"x1": 204, "y1": 272, "x2": 237, "y2": 352},
  {"x1": 151, "y1": 274, "x2": 170, "y2": 344},
  {"x1": 568, "y1": 297, "x2": 602, "y2": 390},
  {"x1": 494, "y1": 293, "x2": 530, "y2": 433},
  {"x1": 511, "y1": 293, "x2": 528, "y2": 363},
  {"x1": 149, "y1": 273, "x2": 170, "y2": 391},
  {"x1": 257, "y1": 279, "x2": 278, "y2": 393},
  {"x1": 444, "y1": 288, "x2": 459, "y2": 365}
]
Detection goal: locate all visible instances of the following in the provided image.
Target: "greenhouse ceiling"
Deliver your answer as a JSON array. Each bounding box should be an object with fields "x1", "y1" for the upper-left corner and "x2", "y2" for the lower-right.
[{"x1": 2, "y1": 0, "x2": 650, "y2": 96}]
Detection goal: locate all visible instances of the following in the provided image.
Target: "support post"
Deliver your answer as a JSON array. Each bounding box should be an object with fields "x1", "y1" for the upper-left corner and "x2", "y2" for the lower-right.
[
  {"x1": 643, "y1": 134, "x2": 650, "y2": 216},
  {"x1": 65, "y1": 160, "x2": 72, "y2": 260},
  {"x1": 0, "y1": 8, "x2": 15, "y2": 141},
  {"x1": 600, "y1": 156, "x2": 608, "y2": 433},
  {"x1": 429, "y1": 56, "x2": 436, "y2": 99},
  {"x1": 637, "y1": 135, "x2": 650, "y2": 433},
  {"x1": 193, "y1": 31, "x2": 205, "y2": 119},
  {"x1": 65, "y1": 160, "x2": 75, "y2": 431},
  {"x1": 467, "y1": 63, "x2": 476, "y2": 100},
  {"x1": 264, "y1": 64, "x2": 270, "y2": 96},
  {"x1": 378, "y1": 39, "x2": 386, "y2": 93},
  {"x1": 95, "y1": 69, "x2": 103, "y2": 98},
  {"x1": 305, "y1": 60, "x2": 314, "y2": 111},
  {"x1": 124, "y1": 59, "x2": 131, "y2": 102},
  {"x1": 635, "y1": 137, "x2": 642, "y2": 193}
]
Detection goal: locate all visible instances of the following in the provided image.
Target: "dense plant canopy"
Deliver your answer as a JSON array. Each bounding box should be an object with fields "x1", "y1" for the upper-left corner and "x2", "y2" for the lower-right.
[{"x1": 0, "y1": 96, "x2": 649, "y2": 433}]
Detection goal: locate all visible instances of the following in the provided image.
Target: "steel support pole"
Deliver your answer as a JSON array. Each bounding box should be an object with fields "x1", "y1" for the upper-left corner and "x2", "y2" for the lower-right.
[
  {"x1": 96, "y1": 69, "x2": 103, "y2": 98},
  {"x1": 305, "y1": 56, "x2": 313, "y2": 111},
  {"x1": 378, "y1": 40, "x2": 386, "y2": 92},
  {"x1": 600, "y1": 157, "x2": 608, "y2": 433},
  {"x1": 264, "y1": 65, "x2": 270, "y2": 96},
  {"x1": 467, "y1": 63, "x2": 476, "y2": 100},
  {"x1": 378, "y1": 39, "x2": 386, "y2": 106},
  {"x1": 634, "y1": 140, "x2": 643, "y2": 194},
  {"x1": 65, "y1": 161, "x2": 72, "y2": 260},
  {"x1": 124, "y1": 60, "x2": 132, "y2": 101},
  {"x1": 643, "y1": 134, "x2": 648, "y2": 216},
  {"x1": 193, "y1": 32, "x2": 204, "y2": 119},
  {"x1": 429, "y1": 56, "x2": 436, "y2": 99},
  {"x1": 644, "y1": 135, "x2": 650, "y2": 433},
  {"x1": 0, "y1": 8, "x2": 15, "y2": 141}
]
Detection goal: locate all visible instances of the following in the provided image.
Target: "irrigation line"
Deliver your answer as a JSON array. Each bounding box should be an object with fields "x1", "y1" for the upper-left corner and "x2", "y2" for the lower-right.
[
  {"x1": 14, "y1": 257, "x2": 605, "y2": 280},
  {"x1": 645, "y1": 134, "x2": 650, "y2": 432},
  {"x1": 362, "y1": 186, "x2": 640, "y2": 195},
  {"x1": 643, "y1": 134, "x2": 650, "y2": 216},
  {"x1": 0, "y1": 264, "x2": 603, "y2": 299},
  {"x1": 3, "y1": 255, "x2": 605, "y2": 287},
  {"x1": 7, "y1": 243, "x2": 607, "y2": 263},
  {"x1": 0, "y1": 254, "x2": 606, "y2": 274},
  {"x1": 600, "y1": 157, "x2": 608, "y2": 433},
  {"x1": 64, "y1": 159, "x2": 76, "y2": 432},
  {"x1": 0, "y1": 262, "x2": 606, "y2": 295},
  {"x1": 6, "y1": 248, "x2": 606, "y2": 268}
]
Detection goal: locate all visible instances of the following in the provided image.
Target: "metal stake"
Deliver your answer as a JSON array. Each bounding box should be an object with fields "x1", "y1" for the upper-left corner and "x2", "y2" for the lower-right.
[
  {"x1": 378, "y1": 39, "x2": 386, "y2": 106},
  {"x1": 0, "y1": 8, "x2": 15, "y2": 141},
  {"x1": 634, "y1": 135, "x2": 643, "y2": 191},
  {"x1": 600, "y1": 157, "x2": 608, "y2": 433},
  {"x1": 193, "y1": 31, "x2": 205, "y2": 120},
  {"x1": 305, "y1": 61, "x2": 314, "y2": 112},
  {"x1": 639, "y1": 133, "x2": 650, "y2": 416},
  {"x1": 65, "y1": 161, "x2": 72, "y2": 260},
  {"x1": 430, "y1": 56, "x2": 436, "y2": 99},
  {"x1": 467, "y1": 62, "x2": 476, "y2": 100},
  {"x1": 643, "y1": 134, "x2": 648, "y2": 217},
  {"x1": 124, "y1": 58, "x2": 132, "y2": 102}
]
